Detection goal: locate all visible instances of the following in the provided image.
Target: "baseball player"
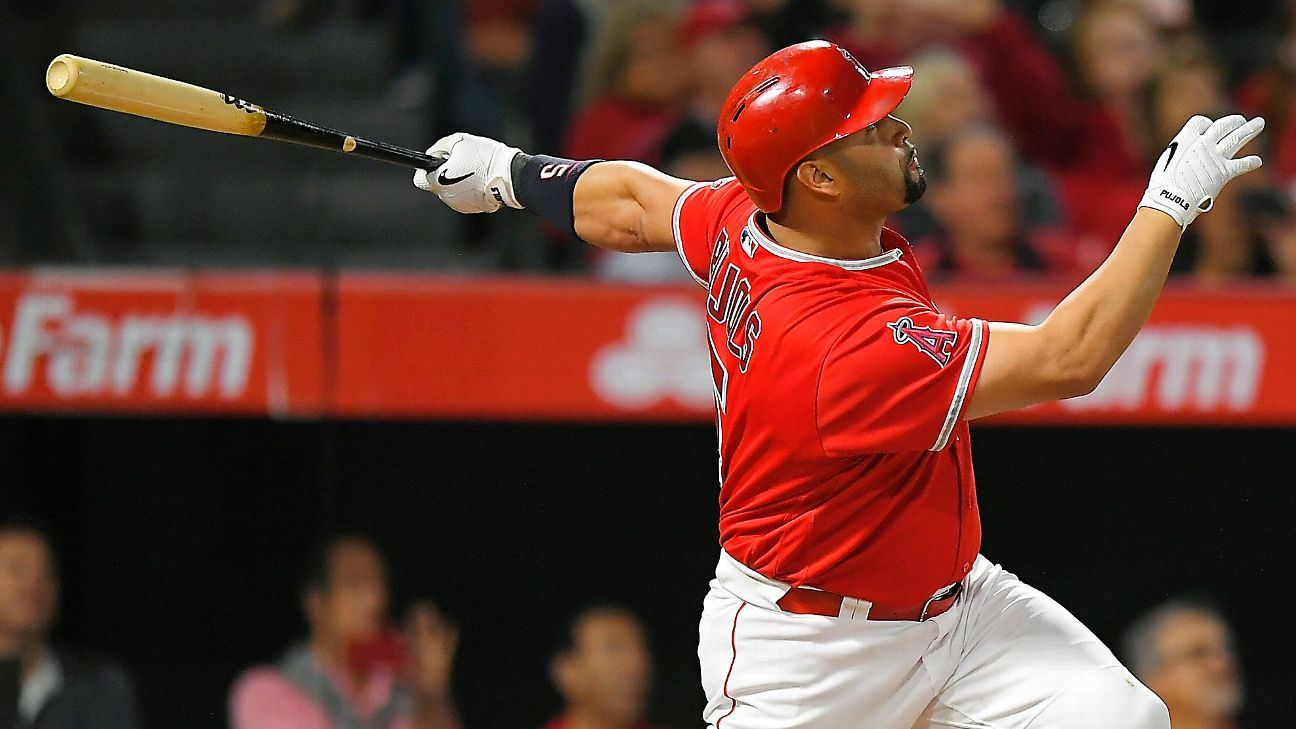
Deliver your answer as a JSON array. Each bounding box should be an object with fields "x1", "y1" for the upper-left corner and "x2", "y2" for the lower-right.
[{"x1": 413, "y1": 42, "x2": 1264, "y2": 729}]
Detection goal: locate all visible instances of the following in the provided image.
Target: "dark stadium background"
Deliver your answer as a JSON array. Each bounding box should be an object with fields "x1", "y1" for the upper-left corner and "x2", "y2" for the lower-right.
[
  {"x1": 6, "y1": 0, "x2": 1296, "y2": 725},
  {"x1": 4, "y1": 418, "x2": 1293, "y2": 727}
]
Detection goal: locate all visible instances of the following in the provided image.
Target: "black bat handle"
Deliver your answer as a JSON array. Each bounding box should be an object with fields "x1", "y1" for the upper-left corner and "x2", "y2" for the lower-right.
[
  {"x1": 348, "y1": 136, "x2": 447, "y2": 169},
  {"x1": 260, "y1": 108, "x2": 447, "y2": 170}
]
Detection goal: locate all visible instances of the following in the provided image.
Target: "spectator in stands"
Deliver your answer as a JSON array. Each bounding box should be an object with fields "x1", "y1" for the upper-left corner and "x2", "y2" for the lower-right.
[
  {"x1": 1238, "y1": 0, "x2": 1296, "y2": 195},
  {"x1": 893, "y1": 48, "x2": 995, "y2": 149},
  {"x1": 934, "y1": 0, "x2": 1100, "y2": 169},
  {"x1": 1146, "y1": 48, "x2": 1273, "y2": 282},
  {"x1": 660, "y1": 0, "x2": 770, "y2": 181},
  {"x1": 229, "y1": 535, "x2": 460, "y2": 729},
  {"x1": 1052, "y1": 0, "x2": 1167, "y2": 247},
  {"x1": 834, "y1": 0, "x2": 1136, "y2": 179},
  {"x1": 1139, "y1": 0, "x2": 1195, "y2": 34},
  {"x1": 1069, "y1": 1, "x2": 1165, "y2": 150},
  {"x1": 0, "y1": 517, "x2": 140, "y2": 729},
  {"x1": 825, "y1": 0, "x2": 1156, "y2": 252},
  {"x1": 527, "y1": 0, "x2": 609, "y2": 153},
  {"x1": 463, "y1": 0, "x2": 540, "y2": 71},
  {"x1": 1123, "y1": 600, "x2": 1243, "y2": 729},
  {"x1": 892, "y1": 47, "x2": 1066, "y2": 245},
  {"x1": 908, "y1": 125, "x2": 1076, "y2": 279},
  {"x1": 742, "y1": 0, "x2": 840, "y2": 50},
  {"x1": 542, "y1": 606, "x2": 665, "y2": 729},
  {"x1": 823, "y1": 0, "x2": 932, "y2": 69},
  {"x1": 562, "y1": 1, "x2": 689, "y2": 279},
  {"x1": 563, "y1": 1, "x2": 688, "y2": 165},
  {"x1": 597, "y1": 0, "x2": 769, "y2": 279},
  {"x1": 453, "y1": 0, "x2": 543, "y2": 134},
  {"x1": 825, "y1": 0, "x2": 1067, "y2": 105},
  {"x1": 1250, "y1": 188, "x2": 1296, "y2": 285},
  {"x1": 1149, "y1": 48, "x2": 1231, "y2": 147}
]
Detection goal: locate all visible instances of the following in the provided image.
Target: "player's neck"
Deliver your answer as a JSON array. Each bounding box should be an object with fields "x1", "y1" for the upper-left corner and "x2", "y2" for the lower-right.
[{"x1": 765, "y1": 209, "x2": 886, "y2": 261}]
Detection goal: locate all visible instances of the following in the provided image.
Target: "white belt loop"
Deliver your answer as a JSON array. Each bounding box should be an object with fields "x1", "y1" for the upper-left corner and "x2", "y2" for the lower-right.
[{"x1": 839, "y1": 596, "x2": 870, "y2": 621}]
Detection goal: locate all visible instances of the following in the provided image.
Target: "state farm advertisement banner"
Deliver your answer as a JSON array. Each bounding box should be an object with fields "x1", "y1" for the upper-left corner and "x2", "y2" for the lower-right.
[
  {"x1": 0, "y1": 270, "x2": 325, "y2": 416},
  {"x1": 333, "y1": 275, "x2": 712, "y2": 421},
  {"x1": 334, "y1": 275, "x2": 1296, "y2": 426},
  {"x1": 0, "y1": 269, "x2": 1293, "y2": 425},
  {"x1": 935, "y1": 286, "x2": 1295, "y2": 426}
]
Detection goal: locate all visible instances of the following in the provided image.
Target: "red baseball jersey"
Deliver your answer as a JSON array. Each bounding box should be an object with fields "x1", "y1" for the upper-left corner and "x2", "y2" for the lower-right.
[{"x1": 673, "y1": 178, "x2": 990, "y2": 607}]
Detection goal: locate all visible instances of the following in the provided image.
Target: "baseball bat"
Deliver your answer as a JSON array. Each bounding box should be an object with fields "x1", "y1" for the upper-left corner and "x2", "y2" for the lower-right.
[{"x1": 45, "y1": 54, "x2": 446, "y2": 171}]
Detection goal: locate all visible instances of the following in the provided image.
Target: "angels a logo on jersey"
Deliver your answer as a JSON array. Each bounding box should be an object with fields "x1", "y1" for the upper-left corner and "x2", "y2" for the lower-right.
[{"x1": 888, "y1": 316, "x2": 957, "y2": 367}]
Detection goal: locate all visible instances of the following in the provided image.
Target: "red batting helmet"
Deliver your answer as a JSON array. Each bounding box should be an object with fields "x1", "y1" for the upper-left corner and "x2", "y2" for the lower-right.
[{"x1": 717, "y1": 41, "x2": 914, "y2": 213}]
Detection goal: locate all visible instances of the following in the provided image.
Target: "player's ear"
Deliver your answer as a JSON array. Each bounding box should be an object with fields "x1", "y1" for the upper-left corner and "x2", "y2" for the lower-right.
[{"x1": 791, "y1": 158, "x2": 840, "y2": 204}]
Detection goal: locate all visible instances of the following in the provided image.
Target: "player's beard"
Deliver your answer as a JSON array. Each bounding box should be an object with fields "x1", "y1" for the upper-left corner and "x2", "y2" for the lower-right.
[{"x1": 903, "y1": 166, "x2": 927, "y2": 205}]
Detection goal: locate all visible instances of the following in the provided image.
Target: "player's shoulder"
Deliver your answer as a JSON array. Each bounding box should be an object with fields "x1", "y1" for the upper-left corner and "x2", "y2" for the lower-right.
[
  {"x1": 695, "y1": 176, "x2": 744, "y2": 199},
  {"x1": 676, "y1": 177, "x2": 753, "y2": 230},
  {"x1": 764, "y1": 266, "x2": 938, "y2": 358},
  {"x1": 782, "y1": 282, "x2": 923, "y2": 331},
  {"x1": 743, "y1": 232, "x2": 939, "y2": 369}
]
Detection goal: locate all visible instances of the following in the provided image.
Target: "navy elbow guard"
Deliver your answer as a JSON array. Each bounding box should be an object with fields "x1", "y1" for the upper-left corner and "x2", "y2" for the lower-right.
[{"x1": 511, "y1": 153, "x2": 601, "y2": 239}]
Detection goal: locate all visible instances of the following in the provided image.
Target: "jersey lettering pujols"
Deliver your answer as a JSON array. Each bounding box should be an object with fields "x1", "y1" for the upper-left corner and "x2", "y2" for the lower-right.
[{"x1": 673, "y1": 178, "x2": 990, "y2": 607}]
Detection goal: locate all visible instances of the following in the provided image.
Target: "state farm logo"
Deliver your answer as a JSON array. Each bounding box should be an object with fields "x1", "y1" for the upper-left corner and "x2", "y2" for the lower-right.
[
  {"x1": 0, "y1": 293, "x2": 254, "y2": 400},
  {"x1": 1065, "y1": 326, "x2": 1263, "y2": 412},
  {"x1": 1021, "y1": 304, "x2": 1263, "y2": 412},
  {"x1": 590, "y1": 299, "x2": 711, "y2": 410}
]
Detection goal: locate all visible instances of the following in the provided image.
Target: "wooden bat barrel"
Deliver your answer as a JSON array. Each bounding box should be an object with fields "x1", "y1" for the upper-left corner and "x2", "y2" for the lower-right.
[
  {"x1": 46, "y1": 54, "x2": 268, "y2": 137},
  {"x1": 45, "y1": 53, "x2": 444, "y2": 170}
]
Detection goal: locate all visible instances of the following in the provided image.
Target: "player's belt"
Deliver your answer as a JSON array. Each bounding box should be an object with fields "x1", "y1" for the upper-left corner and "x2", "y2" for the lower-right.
[{"x1": 776, "y1": 580, "x2": 963, "y2": 621}]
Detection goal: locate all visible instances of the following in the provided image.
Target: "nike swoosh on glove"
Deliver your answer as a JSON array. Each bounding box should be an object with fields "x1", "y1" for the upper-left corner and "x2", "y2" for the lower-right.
[
  {"x1": 412, "y1": 132, "x2": 523, "y2": 214},
  {"x1": 1139, "y1": 114, "x2": 1265, "y2": 228}
]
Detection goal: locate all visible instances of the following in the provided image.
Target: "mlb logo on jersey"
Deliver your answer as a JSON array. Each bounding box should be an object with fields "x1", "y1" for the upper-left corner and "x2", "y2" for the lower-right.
[{"x1": 887, "y1": 316, "x2": 957, "y2": 367}]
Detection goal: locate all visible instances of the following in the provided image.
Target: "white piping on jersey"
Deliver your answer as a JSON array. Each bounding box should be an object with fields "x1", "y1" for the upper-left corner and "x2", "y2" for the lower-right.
[
  {"x1": 668, "y1": 179, "x2": 710, "y2": 286},
  {"x1": 745, "y1": 212, "x2": 903, "y2": 270},
  {"x1": 931, "y1": 318, "x2": 985, "y2": 451},
  {"x1": 672, "y1": 179, "x2": 723, "y2": 288}
]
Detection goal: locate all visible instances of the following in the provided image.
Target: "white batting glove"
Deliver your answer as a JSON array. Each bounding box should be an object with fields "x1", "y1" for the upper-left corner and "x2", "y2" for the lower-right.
[
  {"x1": 1139, "y1": 114, "x2": 1265, "y2": 228},
  {"x1": 412, "y1": 132, "x2": 523, "y2": 214}
]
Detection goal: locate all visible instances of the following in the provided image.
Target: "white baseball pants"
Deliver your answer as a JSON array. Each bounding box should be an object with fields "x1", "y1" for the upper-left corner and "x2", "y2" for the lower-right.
[{"x1": 698, "y1": 551, "x2": 1169, "y2": 729}]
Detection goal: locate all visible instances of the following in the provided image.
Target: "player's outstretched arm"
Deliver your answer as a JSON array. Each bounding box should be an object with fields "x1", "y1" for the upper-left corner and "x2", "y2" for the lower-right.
[
  {"x1": 571, "y1": 161, "x2": 692, "y2": 253},
  {"x1": 412, "y1": 133, "x2": 691, "y2": 254},
  {"x1": 964, "y1": 114, "x2": 1265, "y2": 420}
]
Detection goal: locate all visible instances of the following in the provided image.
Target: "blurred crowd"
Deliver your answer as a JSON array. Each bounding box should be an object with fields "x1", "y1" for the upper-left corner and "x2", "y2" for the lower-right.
[
  {"x1": 0, "y1": 521, "x2": 1251, "y2": 729},
  {"x1": 266, "y1": 0, "x2": 1296, "y2": 284}
]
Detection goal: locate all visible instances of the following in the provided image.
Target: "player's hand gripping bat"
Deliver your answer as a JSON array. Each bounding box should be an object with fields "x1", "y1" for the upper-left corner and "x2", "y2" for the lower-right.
[{"x1": 45, "y1": 54, "x2": 447, "y2": 171}]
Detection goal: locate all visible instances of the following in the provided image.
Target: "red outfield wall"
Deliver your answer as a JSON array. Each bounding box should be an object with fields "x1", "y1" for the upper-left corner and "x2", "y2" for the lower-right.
[
  {"x1": 0, "y1": 270, "x2": 326, "y2": 417},
  {"x1": 0, "y1": 270, "x2": 1291, "y2": 425}
]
